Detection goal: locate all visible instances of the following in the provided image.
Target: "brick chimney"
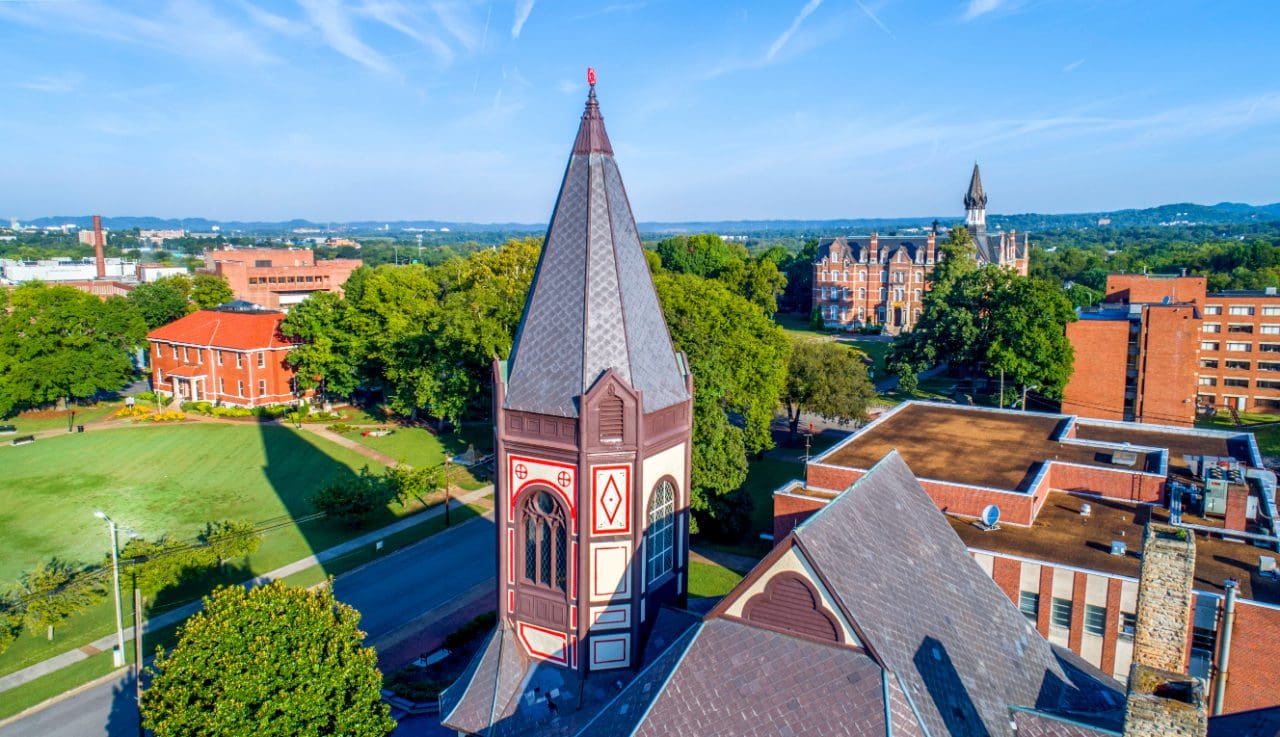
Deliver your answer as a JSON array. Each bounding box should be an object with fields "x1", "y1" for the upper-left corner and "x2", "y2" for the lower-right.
[
  {"x1": 1122, "y1": 522, "x2": 1207, "y2": 737},
  {"x1": 93, "y1": 214, "x2": 106, "y2": 279}
]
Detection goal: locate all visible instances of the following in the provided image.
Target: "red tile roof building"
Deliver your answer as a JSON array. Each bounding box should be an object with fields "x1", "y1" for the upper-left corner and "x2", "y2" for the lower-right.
[
  {"x1": 201, "y1": 248, "x2": 361, "y2": 310},
  {"x1": 775, "y1": 401, "x2": 1280, "y2": 714},
  {"x1": 146, "y1": 304, "x2": 312, "y2": 407}
]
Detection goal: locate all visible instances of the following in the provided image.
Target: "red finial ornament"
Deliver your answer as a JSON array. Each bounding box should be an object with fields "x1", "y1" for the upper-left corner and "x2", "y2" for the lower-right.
[{"x1": 587, "y1": 67, "x2": 596, "y2": 87}]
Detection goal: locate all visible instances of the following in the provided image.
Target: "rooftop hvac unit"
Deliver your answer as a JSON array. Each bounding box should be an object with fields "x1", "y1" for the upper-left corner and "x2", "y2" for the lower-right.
[
  {"x1": 1111, "y1": 450, "x2": 1138, "y2": 467},
  {"x1": 1261, "y1": 556, "x2": 1278, "y2": 579},
  {"x1": 1110, "y1": 541, "x2": 1127, "y2": 556},
  {"x1": 1079, "y1": 503, "x2": 1092, "y2": 517}
]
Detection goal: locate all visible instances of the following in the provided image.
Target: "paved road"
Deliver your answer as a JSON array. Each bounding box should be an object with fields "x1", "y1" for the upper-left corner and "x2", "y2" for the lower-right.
[{"x1": 0, "y1": 514, "x2": 497, "y2": 737}]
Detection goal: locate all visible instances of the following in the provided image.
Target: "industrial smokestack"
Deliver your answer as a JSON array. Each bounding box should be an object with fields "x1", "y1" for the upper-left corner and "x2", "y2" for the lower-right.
[{"x1": 93, "y1": 215, "x2": 106, "y2": 279}]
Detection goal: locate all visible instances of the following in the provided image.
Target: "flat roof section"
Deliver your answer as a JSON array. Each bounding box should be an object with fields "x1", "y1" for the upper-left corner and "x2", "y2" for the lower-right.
[
  {"x1": 819, "y1": 403, "x2": 1159, "y2": 493},
  {"x1": 952, "y1": 491, "x2": 1280, "y2": 604},
  {"x1": 1073, "y1": 422, "x2": 1256, "y2": 479}
]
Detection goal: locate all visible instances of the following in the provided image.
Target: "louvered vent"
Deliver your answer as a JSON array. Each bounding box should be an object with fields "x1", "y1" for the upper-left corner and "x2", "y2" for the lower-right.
[{"x1": 599, "y1": 395, "x2": 624, "y2": 442}]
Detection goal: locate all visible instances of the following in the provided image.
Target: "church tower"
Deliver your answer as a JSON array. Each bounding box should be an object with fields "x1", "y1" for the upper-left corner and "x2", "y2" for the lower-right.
[
  {"x1": 491, "y1": 73, "x2": 694, "y2": 675},
  {"x1": 964, "y1": 162, "x2": 988, "y2": 232}
]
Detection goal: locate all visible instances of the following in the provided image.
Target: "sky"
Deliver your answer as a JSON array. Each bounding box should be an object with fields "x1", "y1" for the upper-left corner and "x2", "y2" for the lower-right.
[{"x1": 1, "y1": 0, "x2": 1278, "y2": 223}]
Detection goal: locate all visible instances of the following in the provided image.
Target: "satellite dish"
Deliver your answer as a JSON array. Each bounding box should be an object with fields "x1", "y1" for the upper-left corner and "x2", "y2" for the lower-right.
[{"x1": 980, "y1": 504, "x2": 1001, "y2": 530}]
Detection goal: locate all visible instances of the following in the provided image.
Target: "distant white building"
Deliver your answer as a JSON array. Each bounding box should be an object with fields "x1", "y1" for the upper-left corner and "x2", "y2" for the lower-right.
[{"x1": 1, "y1": 257, "x2": 136, "y2": 283}]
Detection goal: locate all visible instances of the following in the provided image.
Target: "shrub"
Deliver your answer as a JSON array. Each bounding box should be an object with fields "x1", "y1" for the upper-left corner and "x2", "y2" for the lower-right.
[
  {"x1": 327, "y1": 423, "x2": 356, "y2": 434},
  {"x1": 133, "y1": 391, "x2": 157, "y2": 403},
  {"x1": 211, "y1": 406, "x2": 252, "y2": 418},
  {"x1": 182, "y1": 401, "x2": 214, "y2": 415},
  {"x1": 145, "y1": 411, "x2": 186, "y2": 422},
  {"x1": 116, "y1": 405, "x2": 151, "y2": 419}
]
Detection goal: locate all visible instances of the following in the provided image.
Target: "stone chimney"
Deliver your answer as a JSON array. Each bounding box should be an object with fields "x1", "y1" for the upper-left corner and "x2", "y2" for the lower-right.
[
  {"x1": 1122, "y1": 522, "x2": 1206, "y2": 737},
  {"x1": 93, "y1": 214, "x2": 106, "y2": 279}
]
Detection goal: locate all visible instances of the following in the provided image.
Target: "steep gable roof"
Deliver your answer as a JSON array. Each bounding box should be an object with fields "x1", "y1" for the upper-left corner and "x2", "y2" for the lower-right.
[
  {"x1": 503, "y1": 84, "x2": 689, "y2": 418},
  {"x1": 965, "y1": 162, "x2": 987, "y2": 210},
  {"x1": 146, "y1": 308, "x2": 294, "y2": 350}
]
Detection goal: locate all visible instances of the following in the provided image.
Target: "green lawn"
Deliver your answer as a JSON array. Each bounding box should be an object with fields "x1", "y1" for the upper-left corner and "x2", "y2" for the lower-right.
[
  {"x1": 5, "y1": 402, "x2": 122, "y2": 434},
  {"x1": 772, "y1": 312, "x2": 832, "y2": 341},
  {"x1": 843, "y1": 338, "x2": 891, "y2": 376},
  {"x1": 687, "y1": 560, "x2": 744, "y2": 599},
  {"x1": 1198, "y1": 413, "x2": 1280, "y2": 457},
  {"x1": 341, "y1": 425, "x2": 491, "y2": 489}
]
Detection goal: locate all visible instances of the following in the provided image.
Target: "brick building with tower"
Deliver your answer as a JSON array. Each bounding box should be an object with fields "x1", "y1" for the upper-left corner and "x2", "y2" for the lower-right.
[
  {"x1": 812, "y1": 164, "x2": 1029, "y2": 333},
  {"x1": 200, "y1": 247, "x2": 361, "y2": 310},
  {"x1": 774, "y1": 400, "x2": 1280, "y2": 716},
  {"x1": 1062, "y1": 273, "x2": 1280, "y2": 423}
]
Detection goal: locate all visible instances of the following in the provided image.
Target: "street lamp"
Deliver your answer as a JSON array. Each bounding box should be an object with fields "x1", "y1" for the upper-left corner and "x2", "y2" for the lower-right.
[{"x1": 94, "y1": 511, "x2": 127, "y2": 668}]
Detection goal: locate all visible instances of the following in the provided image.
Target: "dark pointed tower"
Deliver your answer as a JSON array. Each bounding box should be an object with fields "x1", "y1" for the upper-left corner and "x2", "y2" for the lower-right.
[
  {"x1": 964, "y1": 162, "x2": 987, "y2": 232},
  {"x1": 491, "y1": 70, "x2": 693, "y2": 675}
]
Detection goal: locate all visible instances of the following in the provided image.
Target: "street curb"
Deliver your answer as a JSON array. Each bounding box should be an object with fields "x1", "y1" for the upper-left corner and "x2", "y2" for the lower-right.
[{"x1": 0, "y1": 667, "x2": 129, "y2": 731}]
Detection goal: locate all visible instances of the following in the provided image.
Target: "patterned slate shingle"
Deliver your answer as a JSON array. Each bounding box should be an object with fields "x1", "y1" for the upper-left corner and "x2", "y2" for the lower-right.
[{"x1": 504, "y1": 89, "x2": 689, "y2": 418}]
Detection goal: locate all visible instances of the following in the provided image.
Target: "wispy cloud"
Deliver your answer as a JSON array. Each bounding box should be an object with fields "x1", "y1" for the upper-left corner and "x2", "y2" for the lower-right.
[
  {"x1": 962, "y1": 0, "x2": 1006, "y2": 21},
  {"x1": 1063, "y1": 58, "x2": 1085, "y2": 73},
  {"x1": 767, "y1": 0, "x2": 823, "y2": 62},
  {"x1": 571, "y1": 3, "x2": 646, "y2": 21},
  {"x1": 511, "y1": 0, "x2": 535, "y2": 39},
  {"x1": 855, "y1": 0, "x2": 892, "y2": 36},
  {"x1": 16, "y1": 73, "x2": 81, "y2": 94},
  {"x1": 298, "y1": 0, "x2": 393, "y2": 73}
]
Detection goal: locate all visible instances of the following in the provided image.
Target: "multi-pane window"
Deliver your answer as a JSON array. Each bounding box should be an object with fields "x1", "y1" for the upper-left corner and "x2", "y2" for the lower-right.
[
  {"x1": 1199, "y1": 377, "x2": 1218, "y2": 386},
  {"x1": 1228, "y1": 324, "x2": 1254, "y2": 333},
  {"x1": 1262, "y1": 343, "x2": 1280, "y2": 353},
  {"x1": 182, "y1": 346, "x2": 189, "y2": 361},
  {"x1": 1203, "y1": 323, "x2": 1221, "y2": 333},
  {"x1": 1229, "y1": 305, "x2": 1255, "y2": 316},
  {"x1": 1226, "y1": 342, "x2": 1251, "y2": 353},
  {"x1": 154, "y1": 343, "x2": 161, "y2": 357},
  {"x1": 258, "y1": 379, "x2": 266, "y2": 395},
  {"x1": 1018, "y1": 591, "x2": 1039, "y2": 622},
  {"x1": 1200, "y1": 359, "x2": 1219, "y2": 369},
  {"x1": 1050, "y1": 597, "x2": 1072, "y2": 630},
  {"x1": 646, "y1": 481, "x2": 675, "y2": 583},
  {"x1": 1204, "y1": 305, "x2": 1222, "y2": 315},
  {"x1": 257, "y1": 352, "x2": 265, "y2": 368},
  {"x1": 1263, "y1": 325, "x2": 1280, "y2": 335},
  {"x1": 217, "y1": 350, "x2": 224, "y2": 366},
  {"x1": 1084, "y1": 605, "x2": 1106, "y2": 636},
  {"x1": 1257, "y1": 379, "x2": 1280, "y2": 390},
  {"x1": 1223, "y1": 377, "x2": 1249, "y2": 388},
  {"x1": 172, "y1": 345, "x2": 179, "y2": 359},
  {"x1": 1225, "y1": 359, "x2": 1251, "y2": 370},
  {"x1": 1119, "y1": 612, "x2": 1137, "y2": 641},
  {"x1": 1260, "y1": 361, "x2": 1280, "y2": 372},
  {"x1": 522, "y1": 491, "x2": 568, "y2": 592},
  {"x1": 236, "y1": 353, "x2": 243, "y2": 368},
  {"x1": 1201, "y1": 341, "x2": 1220, "y2": 351},
  {"x1": 1263, "y1": 305, "x2": 1280, "y2": 316},
  {"x1": 237, "y1": 380, "x2": 244, "y2": 396}
]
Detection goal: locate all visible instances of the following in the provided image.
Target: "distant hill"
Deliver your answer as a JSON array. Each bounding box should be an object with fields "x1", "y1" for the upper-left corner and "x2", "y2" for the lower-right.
[{"x1": 20, "y1": 201, "x2": 1280, "y2": 237}]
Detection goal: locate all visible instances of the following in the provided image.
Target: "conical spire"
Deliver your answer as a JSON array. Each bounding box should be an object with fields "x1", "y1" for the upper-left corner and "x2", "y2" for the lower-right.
[
  {"x1": 964, "y1": 162, "x2": 987, "y2": 210},
  {"x1": 504, "y1": 76, "x2": 690, "y2": 418}
]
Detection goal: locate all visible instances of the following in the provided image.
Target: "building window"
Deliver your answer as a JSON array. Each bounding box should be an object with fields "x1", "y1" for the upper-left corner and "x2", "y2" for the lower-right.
[
  {"x1": 257, "y1": 352, "x2": 265, "y2": 368},
  {"x1": 1262, "y1": 343, "x2": 1280, "y2": 353},
  {"x1": 1223, "y1": 377, "x2": 1249, "y2": 388},
  {"x1": 1257, "y1": 379, "x2": 1280, "y2": 390},
  {"x1": 258, "y1": 379, "x2": 266, "y2": 395},
  {"x1": 842, "y1": 270, "x2": 848, "y2": 282},
  {"x1": 182, "y1": 346, "x2": 189, "y2": 362},
  {"x1": 1226, "y1": 342, "x2": 1252, "y2": 353},
  {"x1": 1202, "y1": 323, "x2": 1220, "y2": 333},
  {"x1": 154, "y1": 343, "x2": 161, "y2": 358},
  {"x1": 1119, "y1": 612, "x2": 1136, "y2": 641},
  {"x1": 1228, "y1": 305, "x2": 1255, "y2": 316},
  {"x1": 172, "y1": 345, "x2": 179, "y2": 359},
  {"x1": 1050, "y1": 597, "x2": 1072, "y2": 631},
  {"x1": 1225, "y1": 359, "x2": 1251, "y2": 370},
  {"x1": 646, "y1": 481, "x2": 676, "y2": 584},
  {"x1": 858, "y1": 270, "x2": 865, "y2": 282},
  {"x1": 157, "y1": 369, "x2": 164, "y2": 383},
  {"x1": 1262, "y1": 324, "x2": 1280, "y2": 335},
  {"x1": 1018, "y1": 591, "x2": 1039, "y2": 622},
  {"x1": 236, "y1": 353, "x2": 243, "y2": 368},
  {"x1": 521, "y1": 491, "x2": 568, "y2": 592},
  {"x1": 880, "y1": 288, "x2": 887, "y2": 300},
  {"x1": 1204, "y1": 305, "x2": 1222, "y2": 315},
  {"x1": 1201, "y1": 341, "x2": 1219, "y2": 351},
  {"x1": 1084, "y1": 605, "x2": 1106, "y2": 637},
  {"x1": 237, "y1": 380, "x2": 244, "y2": 396},
  {"x1": 219, "y1": 378, "x2": 225, "y2": 393},
  {"x1": 1262, "y1": 305, "x2": 1280, "y2": 316},
  {"x1": 1199, "y1": 377, "x2": 1218, "y2": 386},
  {"x1": 913, "y1": 289, "x2": 922, "y2": 302},
  {"x1": 217, "y1": 350, "x2": 223, "y2": 366},
  {"x1": 1228, "y1": 324, "x2": 1254, "y2": 334},
  {"x1": 196, "y1": 349, "x2": 202, "y2": 365},
  {"x1": 1259, "y1": 361, "x2": 1280, "y2": 372},
  {"x1": 1200, "y1": 359, "x2": 1219, "y2": 369},
  {"x1": 859, "y1": 288, "x2": 866, "y2": 299}
]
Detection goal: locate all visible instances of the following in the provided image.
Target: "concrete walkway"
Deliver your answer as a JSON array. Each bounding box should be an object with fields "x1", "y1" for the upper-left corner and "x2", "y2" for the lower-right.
[
  {"x1": 0, "y1": 486, "x2": 494, "y2": 695},
  {"x1": 294, "y1": 423, "x2": 402, "y2": 467}
]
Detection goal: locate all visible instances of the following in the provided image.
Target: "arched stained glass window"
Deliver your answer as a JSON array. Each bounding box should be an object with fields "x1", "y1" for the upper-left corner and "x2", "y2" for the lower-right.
[
  {"x1": 646, "y1": 480, "x2": 675, "y2": 583},
  {"x1": 521, "y1": 491, "x2": 568, "y2": 592}
]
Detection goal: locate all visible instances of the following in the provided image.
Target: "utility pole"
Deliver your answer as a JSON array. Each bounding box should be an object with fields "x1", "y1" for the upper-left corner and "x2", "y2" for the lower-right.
[
  {"x1": 94, "y1": 512, "x2": 127, "y2": 668},
  {"x1": 443, "y1": 459, "x2": 452, "y2": 527}
]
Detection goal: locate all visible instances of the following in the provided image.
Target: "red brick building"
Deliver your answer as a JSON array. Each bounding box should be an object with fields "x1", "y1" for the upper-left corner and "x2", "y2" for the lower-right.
[
  {"x1": 201, "y1": 248, "x2": 361, "y2": 310},
  {"x1": 1064, "y1": 274, "x2": 1280, "y2": 421},
  {"x1": 813, "y1": 164, "x2": 1029, "y2": 333},
  {"x1": 774, "y1": 401, "x2": 1280, "y2": 714},
  {"x1": 146, "y1": 303, "x2": 312, "y2": 407}
]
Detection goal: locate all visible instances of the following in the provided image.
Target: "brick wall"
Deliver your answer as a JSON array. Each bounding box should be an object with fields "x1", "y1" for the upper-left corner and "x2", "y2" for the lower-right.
[
  {"x1": 773, "y1": 494, "x2": 827, "y2": 541},
  {"x1": 1137, "y1": 306, "x2": 1200, "y2": 427},
  {"x1": 1104, "y1": 275, "x2": 1206, "y2": 306},
  {"x1": 150, "y1": 341, "x2": 302, "y2": 407},
  {"x1": 805, "y1": 464, "x2": 862, "y2": 492},
  {"x1": 990, "y1": 556, "x2": 1020, "y2": 603},
  {"x1": 1062, "y1": 319, "x2": 1131, "y2": 421},
  {"x1": 1048, "y1": 463, "x2": 1165, "y2": 503},
  {"x1": 1223, "y1": 600, "x2": 1280, "y2": 711}
]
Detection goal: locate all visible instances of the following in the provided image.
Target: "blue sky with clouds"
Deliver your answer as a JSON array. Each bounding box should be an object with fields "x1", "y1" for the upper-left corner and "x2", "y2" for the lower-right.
[{"x1": 2, "y1": 0, "x2": 1278, "y2": 223}]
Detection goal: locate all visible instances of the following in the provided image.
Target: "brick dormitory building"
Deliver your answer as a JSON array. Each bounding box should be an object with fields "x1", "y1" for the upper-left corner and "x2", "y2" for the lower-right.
[
  {"x1": 201, "y1": 247, "x2": 361, "y2": 310},
  {"x1": 774, "y1": 400, "x2": 1280, "y2": 715},
  {"x1": 146, "y1": 302, "x2": 313, "y2": 408},
  {"x1": 811, "y1": 164, "x2": 1029, "y2": 334},
  {"x1": 1063, "y1": 273, "x2": 1280, "y2": 424}
]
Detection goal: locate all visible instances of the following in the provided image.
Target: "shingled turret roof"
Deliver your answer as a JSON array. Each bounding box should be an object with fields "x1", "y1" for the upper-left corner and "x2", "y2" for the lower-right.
[
  {"x1": 503, "y1": 81, "x2": 689, "y2": 417},
  {"x1": 964, "y1": 162, "x2": 987, "y2": 210}
]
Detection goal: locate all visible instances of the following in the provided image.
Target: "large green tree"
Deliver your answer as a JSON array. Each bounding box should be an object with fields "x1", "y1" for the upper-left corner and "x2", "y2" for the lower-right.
[
  {"x1": 654, "y1": 234, "x2": 787, "y2": 315},
  {"x1": 0, "y1": 284, "x2": 147, "y2": 416},
  {"x1": 781, "y1": 339, "x2": 876, "y2": 442},
  {"x1": 190, "y1": 274, "x2": 234, "y2": 309},
  {"x1": 280, "y1": 291, "x2": 360, "y2": 397},
  {"x1": 127, "y1": 275, "x2": 192, "y2": 329},
  {"x1": 20, "y1": 559, "x2": 103, "y2": 640},
  {"x1": 655, "y1": 272, "x2": 790, "y2": 533},
  {"x1": 141, "y1": 581, "x2": 395, "y2": 737}
]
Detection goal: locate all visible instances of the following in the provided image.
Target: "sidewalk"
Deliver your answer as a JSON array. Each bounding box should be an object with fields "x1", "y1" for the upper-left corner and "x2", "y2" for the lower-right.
[
  {"x1": 294, "y1": 423, "x2": 401, "y2": 467},
  {"x1": 0, "y1": 485, "x2": 493, "y2": 695}
]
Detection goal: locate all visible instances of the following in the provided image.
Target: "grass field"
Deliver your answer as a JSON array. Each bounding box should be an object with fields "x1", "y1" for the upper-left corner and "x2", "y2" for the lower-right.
[
  {"x1": 1197, "y1": 412, "x2": 1280, "y2": 457},
  {"x1": 5, "y1": 402, "x2": 122, "y2": 434},
  {"x1": 687, "y1": 560, "x2": 744, "y2": 599},
  {"x1": 340, "y1": 425, "x2": 492, "y2": 489}
]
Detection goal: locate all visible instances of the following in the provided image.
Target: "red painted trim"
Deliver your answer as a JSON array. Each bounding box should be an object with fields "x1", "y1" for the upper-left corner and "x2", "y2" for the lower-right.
[
  {"x1": 508, "y1": 454, "x2": 577, "y2": 519},
  {"x1": 591, "y1": 636, "x2": 629, "y2": 665},
  {"x1": 592, "y1": 607, "x2": 629, "y2": 626},
  {"x1": 591, "y1": 464, "x2": 632, "y2": 535},
  {"x1": 507, "y1": 529, "x2": 515, "y2": 585},
  {"x1": 518, "y1": 622, "x2": 568, "y2": 665},
  {"x1": 571, "y1": 605, "x2": 577, "y2": 629},
  {"x1": 508, "y1": 589, "x2": 515, "y2": 613}
]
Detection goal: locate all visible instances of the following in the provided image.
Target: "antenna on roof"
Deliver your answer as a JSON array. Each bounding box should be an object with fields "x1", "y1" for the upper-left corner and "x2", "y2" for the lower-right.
[{"x1": 978, "y1": 504, "x2": 1001, "y2": 531}]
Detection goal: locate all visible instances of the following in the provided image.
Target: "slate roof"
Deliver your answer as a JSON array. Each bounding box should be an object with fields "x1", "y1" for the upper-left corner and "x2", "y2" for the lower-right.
[
  {"x1": 503, "y1": 85, "x2": 689, "y2": 418},
  {"x1": 1009, "y1": 707, "x2": 1120, "y2": 737},
  {"x1": 964, "y1": 162, "x2": 987, "y2": 210},
  {"x1": 789, "y1": 451, "x2": 1126, "y2": 737},
  {"x1": 815, "y1": 236, "x2": 931, "y2": 265},
  {"x1": 1208, "y1": 705, "x2": 1280, "y2": 737}
]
